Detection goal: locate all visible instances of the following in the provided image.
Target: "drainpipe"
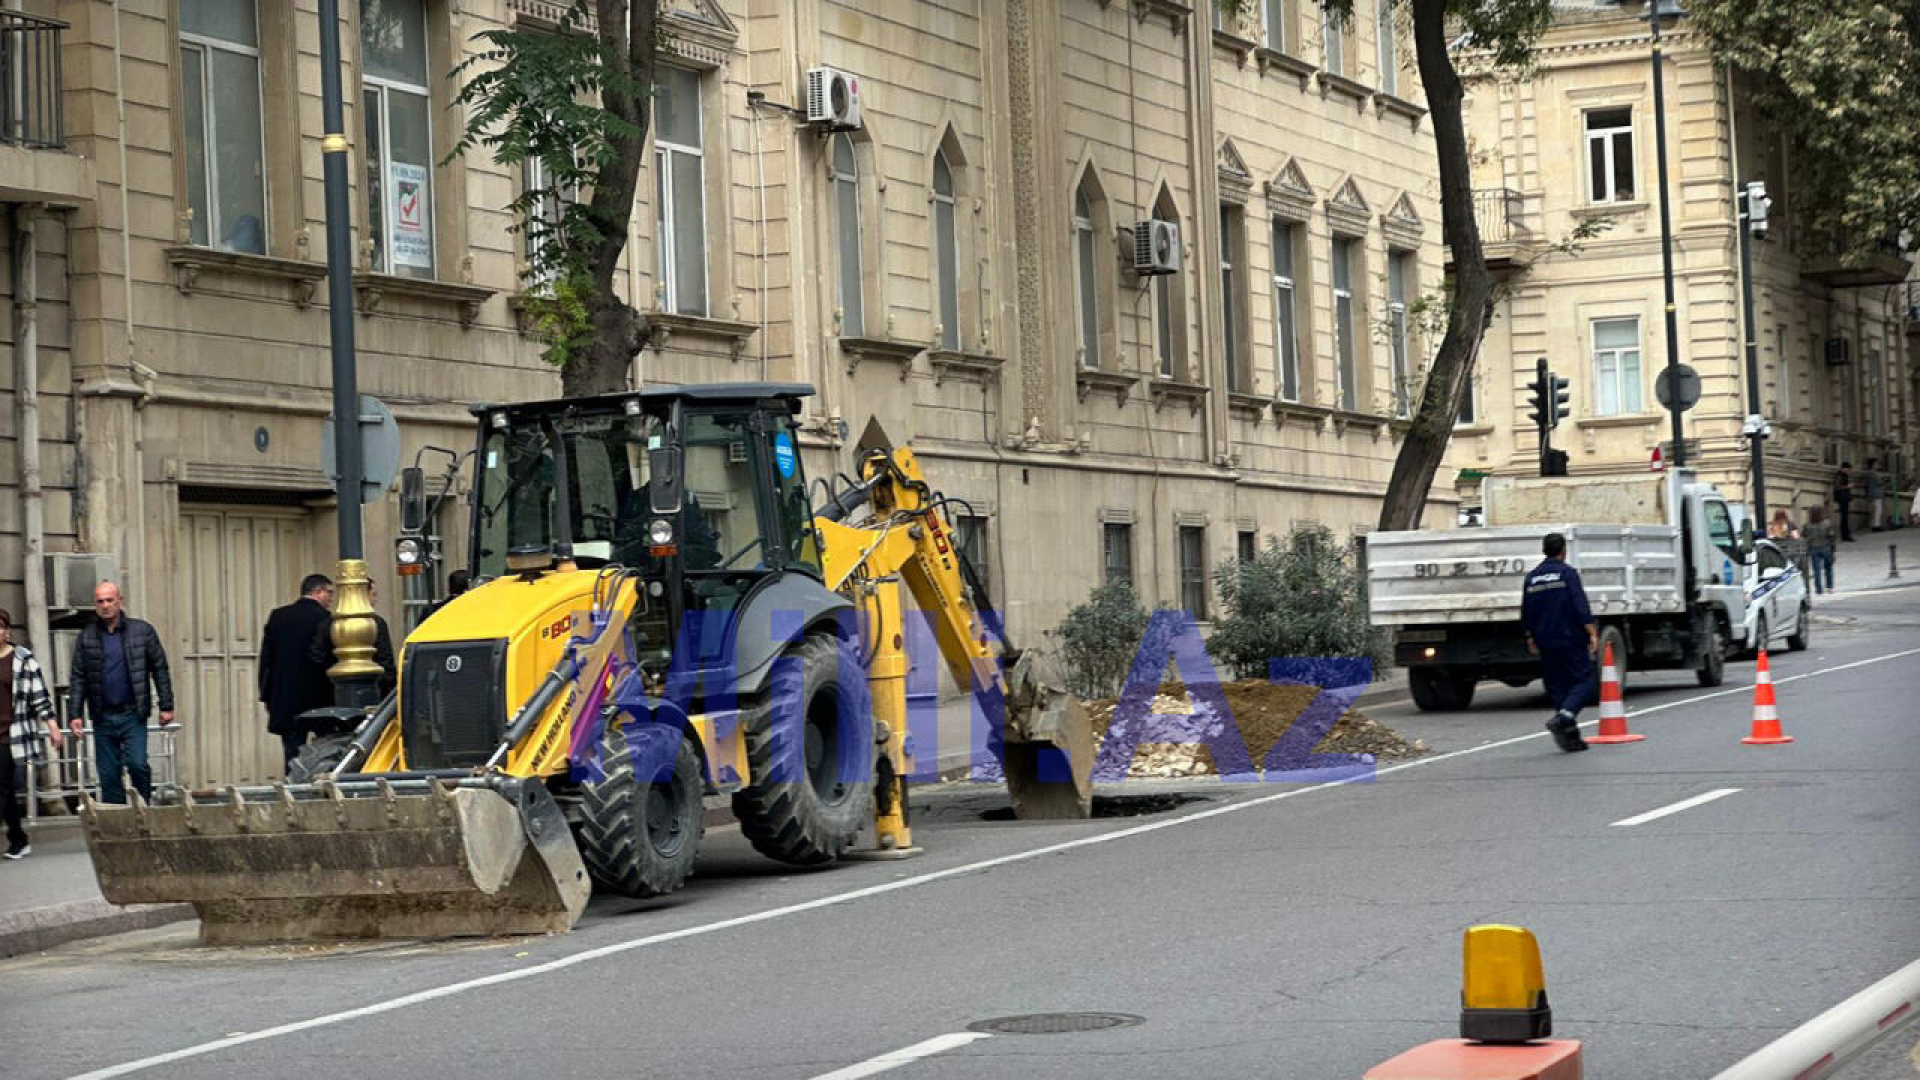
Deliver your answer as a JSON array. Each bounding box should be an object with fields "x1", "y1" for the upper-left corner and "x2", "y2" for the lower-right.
[{"x1": 15, "y1": 203, "x2": 49, "y2": 663}]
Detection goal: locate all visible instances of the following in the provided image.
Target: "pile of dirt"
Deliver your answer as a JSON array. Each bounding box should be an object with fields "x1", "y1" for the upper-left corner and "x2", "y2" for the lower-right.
[{"x1": 1083, "y1": 679, "x2": 1425, "y2": 779}]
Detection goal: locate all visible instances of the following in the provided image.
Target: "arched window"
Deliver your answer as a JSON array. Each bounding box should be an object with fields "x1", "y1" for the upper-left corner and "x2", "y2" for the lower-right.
[
  {"x1": 830, "y1": 133, "x2": 863, "y2": 337},
  {"x1": 933, "y1": 149, "x2": 959, "y2": 351},
  {"x1": 1074, "y1": 184, "x2": 1099, "y2": 369},
  {"x1": 1152, "y1": 193, "x2": 1185, "y2": 379}
]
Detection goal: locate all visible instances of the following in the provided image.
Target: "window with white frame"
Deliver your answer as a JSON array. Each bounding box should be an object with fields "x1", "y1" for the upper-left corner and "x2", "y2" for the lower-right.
[
  {"x1": 933, "y1": 149, "x2": 961, "y2": 351},
  {"x1": 1221, "y1": 204, "x2": 1246, "y2": 393},
  {"x1": 522, "y1": 146, "x2": 579, "y2": 287},
  {"x1": 1584, "y1": 107, "x2": 1635, "y2": 204},
  {"x1": 1773, "y1": 324, "x2": 1791, "y2": 419},
  {"x1": 180, "y1": 0, "x2": 266, "y2": 255},
  {"x1": 1074, "y1": 184, "x2": 1099, "y2": 369},
  {"x1": 1264, "y1": 0, "x2": 1288, "y2": 52},
  {"x1": 1271, "y1": 219, "x2": 1300, "y2": 402},
  {"x1": 830, "y1": 133, "x2": 863, "y2": 337},
  {"x1": 1387, "y1": 249, "x2": 1413, "y2": 417},
  {"x1": 1376, "y1": 0, "x2": 1397, "y2": 96},
  {"x1": 1324, "y1": 6, "x2": 1347, "y2": 76},
  {"x1": 1332, "y1": 235, "x2": 1357, "y2": 411},
  {"x1": 1592, "y1": 316, "x2": 1643, "y2": 416},
  {"x1": 654, "y1": 64, "x2": 708, "y2": 316},
  {"x1": 361, "y1": 0, "x2": 434, "y2": 278}
]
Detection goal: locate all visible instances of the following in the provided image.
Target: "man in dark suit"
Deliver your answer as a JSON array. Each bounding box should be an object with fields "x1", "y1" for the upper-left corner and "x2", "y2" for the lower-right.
[{"x1": 260, "y1": 574, "x2": 335, "y2": 774}]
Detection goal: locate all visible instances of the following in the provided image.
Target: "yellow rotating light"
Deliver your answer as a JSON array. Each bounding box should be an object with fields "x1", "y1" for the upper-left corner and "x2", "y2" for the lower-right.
[{"x1": 1461, "y1": 924, "x2": 1551, "y2": 1044}]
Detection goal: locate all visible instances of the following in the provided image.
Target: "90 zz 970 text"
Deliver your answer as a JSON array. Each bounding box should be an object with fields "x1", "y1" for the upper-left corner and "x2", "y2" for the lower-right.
[{"x1": 1410, "y1": 558, "x2": 1528, "y2": 578}]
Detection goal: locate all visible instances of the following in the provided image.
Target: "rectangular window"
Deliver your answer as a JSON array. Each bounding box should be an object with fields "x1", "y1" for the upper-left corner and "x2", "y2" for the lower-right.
[
  {"x1": 1102, "y1": 522, "x2": 1133, "y2": 588},
  {"x1": 1178, "y1": 525, "x2": 1208, "y2": 620},
  {"x1": 1457, "y1": 373, "x2": 1476, "y2": 426},
  {"x1": 1264, "y1": 0, "x2": 1287, "y2": 51},
  {"x1": 1773, "y1": 324, "x2": 1790, "y2": 419},
  {"x1": 1220, "y1": 204, "x2": 1244, "y2": 393},
  {"x1": 522, "y1": 152, "x2": 579, "y2": 287},
  {"x1": 954, "y1": 515, "x2": 990, "y2": 608},
  {"x1": 1592, "y1": 316, "x2": 1643, "y2": 416},
  {"x1": 655, "y1": 64, "x2": 708, "y2": 316},
  {"x1": 1237, "y1": 528, "x2": 1257, "y2": 566},
  {"x1": 830, "y1": 134, "x2": 863, "y2": 337},
  {"x1": 180, "y1": 0, "x2": 266, "y2": 255},
  {"x1": 362, "y1": 0, "x2": 434, "y2": 278},
  {"x1": 1332, "y1": 236, "x2": 1357, "y2": 411},
  {"x1": 1272, "y1": 219, "x2": 1299, "y2": 402},
  {"x1": 1376, "y1": 0, "x2": 1396, "y2": 96},
  {"x1": 1585, "y1": 107, "x2": 1635, "y2": 204},
  {"x1": 1387, "y1": 250, "x2": 1413, "y2": 417},
  {"x1": 1324, "y1": 8, "x2": 1346, "y2": 76}
]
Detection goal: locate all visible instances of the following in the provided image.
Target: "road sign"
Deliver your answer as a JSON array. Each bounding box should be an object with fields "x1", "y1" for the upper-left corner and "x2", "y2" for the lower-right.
[
  {"x1": 1655, "y1": 364, "x2": 1701, "y2": 411},
  {"x1": 1657, "y1": 438, "x2": 1702, "y2": 463},
  {"x1": 321, "y1": 394, "x2": 401, "y2": 505}
]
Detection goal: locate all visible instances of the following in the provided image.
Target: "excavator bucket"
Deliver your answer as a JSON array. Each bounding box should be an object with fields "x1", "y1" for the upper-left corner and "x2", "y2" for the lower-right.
[
  {"x1": 1001, "y1": 651, "x2": 1095, "y2": 819},
  {"x1": 82, "y1": 777, "x2": 590, "y2": 945}
]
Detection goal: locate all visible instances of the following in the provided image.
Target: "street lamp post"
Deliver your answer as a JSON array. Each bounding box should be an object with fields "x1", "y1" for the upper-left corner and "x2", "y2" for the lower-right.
[
  {"x1": 318, "y1": 0, "x2": 381, "y2": 710},
  {"x1": 1649, "y1": 1, "x2": 1687, "y2": 467},
  {"x1": 1737, "y1": 182, "x2": 1771, "y2": 542}
]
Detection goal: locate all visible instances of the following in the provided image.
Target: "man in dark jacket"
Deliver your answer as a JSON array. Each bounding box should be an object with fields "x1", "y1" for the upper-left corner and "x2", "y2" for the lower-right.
[
  {"x1": 260, "y1": 574, "x2": 336, "y2": 773},
  {"x1": 309, "y1": 580, "x2": 398, "y2": 703},
  {"x1": 1520, "y1": 534, "x2": 1596, "y2": 754},
  {"x1": 67, "y1": 581, "x2": 174, "y2": 803}
]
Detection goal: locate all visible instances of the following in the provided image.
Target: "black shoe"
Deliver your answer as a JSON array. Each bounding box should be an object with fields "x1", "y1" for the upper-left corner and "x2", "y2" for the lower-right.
[
  {"x1": 3, "y1": 843, "x2": 29, "y2": 860},
  {"x1": 1546, "y1": 714, "x2": 1588, "y2": 753}
]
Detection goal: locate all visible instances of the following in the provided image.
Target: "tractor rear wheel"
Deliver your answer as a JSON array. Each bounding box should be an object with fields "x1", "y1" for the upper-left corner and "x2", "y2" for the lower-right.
[
  {"x1": 733, "y1": 633, "x2": 873, "y2": 866},
  {"x1": 286, "y1": 735, "x2": 351, "y2": 784},
  {"x1": 577, "y1": 720, "x2": 704, "y2": 898}
]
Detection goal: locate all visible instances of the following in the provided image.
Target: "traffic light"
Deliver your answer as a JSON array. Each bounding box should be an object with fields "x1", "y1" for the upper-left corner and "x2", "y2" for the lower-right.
[
  {"x1": 1744, "y1": 180, "x2": 1771, "y2": 240},
  {"x1": 1549, "y1": 373, "x2": 1570, "y2": 429},
  {"x1": 1526, "y1": 358, "x2": 1551, "y2": 432}
]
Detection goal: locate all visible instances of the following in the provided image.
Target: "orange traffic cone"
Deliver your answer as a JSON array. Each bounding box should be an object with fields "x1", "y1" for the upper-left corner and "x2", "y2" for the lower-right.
[
  {"x1": 1588, "y1": 641, "x2": 1644, "y2": 744},
  {"x1": 1741, "y1": 649, "x2": 1794, "y2": 745}
]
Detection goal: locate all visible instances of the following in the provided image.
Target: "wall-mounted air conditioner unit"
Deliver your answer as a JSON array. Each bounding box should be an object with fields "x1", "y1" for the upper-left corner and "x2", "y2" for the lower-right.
[
  {"x1": 806, "y1": 67, "x2": 862, "y2": 131},
  {"x1": 45, "y1": 552, "x2": 119, "y2": 611},
  {"x1": 1132, "y1": 219, "x2": 1181, "y2": 276}
]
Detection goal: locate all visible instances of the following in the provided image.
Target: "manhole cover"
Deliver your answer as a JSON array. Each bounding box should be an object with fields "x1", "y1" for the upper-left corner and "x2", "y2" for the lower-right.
[{"x1": 967, "y1": 1012, "x2": 1144, "y2": 1036}]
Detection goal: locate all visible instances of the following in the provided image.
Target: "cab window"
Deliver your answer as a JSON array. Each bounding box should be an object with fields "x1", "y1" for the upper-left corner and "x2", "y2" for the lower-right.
[{"x1": 1704, "y1": 500, "x2": 1740, "y2": 562}]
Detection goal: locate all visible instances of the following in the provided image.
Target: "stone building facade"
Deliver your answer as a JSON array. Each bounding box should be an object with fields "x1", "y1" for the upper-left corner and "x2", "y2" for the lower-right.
[
  {"x1": 1458, "y1": 2, "x2": 1917, "y2": 522},
  {"x1": 0, "y1": 0, "x2": 1453, "y2": 787}
]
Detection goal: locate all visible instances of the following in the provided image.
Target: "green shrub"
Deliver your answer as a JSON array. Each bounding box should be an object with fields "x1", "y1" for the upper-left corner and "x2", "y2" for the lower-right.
[
  {"x1": 1206, "y1": 523, "x2": 1388, "y2": 680},
  {"x1": 1049, "y1": 580, "x2": 1151, "y2": 699}
]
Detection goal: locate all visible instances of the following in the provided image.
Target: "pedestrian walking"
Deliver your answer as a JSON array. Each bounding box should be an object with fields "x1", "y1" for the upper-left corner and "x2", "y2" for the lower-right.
[
  {"x1": 66, "y1": 582, "x2": 174, "y2": 805},
  {"x1": 1521, "y1": 533, "x2": 1595, "y2": 753},
  {"x1": 1766, "y1": 508, "x2": 1796, "y2": 540},
  {"x1": 1803, "y1": 507, "x2": 1835, "y2": 594},
  {"x1": 309, "y1": 580, "x2": 397, "y2": 701},
  {"x1": 1834, "y1": 463, "x2": 1855, "y2": 542},
  {"x1": 260, "y1": 574, "x2": 337, "y2": 774},
  {"x1": 1864, "y1": 458, "x2": 1886, "y2": 533},
  {"x1": 1, "y1": 608, "x2": 63, "y2": 859}
]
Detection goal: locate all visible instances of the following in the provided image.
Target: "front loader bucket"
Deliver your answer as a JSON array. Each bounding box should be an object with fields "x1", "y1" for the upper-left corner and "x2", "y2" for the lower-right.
[
  {"x1": 82, "y1": 778, "x2": 590, "y2": 945},
  {"x1": 1002, "y1": 651, "x2": 1095, "y2": 819}
]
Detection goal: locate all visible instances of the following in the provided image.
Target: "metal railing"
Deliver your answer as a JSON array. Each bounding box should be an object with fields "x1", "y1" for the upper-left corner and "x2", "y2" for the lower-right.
[
  {"x1": 1471, "y1": 187, "x2": 1529, "y2": 243},
  {"x1": 24, "y1": 724, "x2": 179, "y2": 821},
  {"x1": 0, "y1": 11, "x2": 65, "y2": 149}
]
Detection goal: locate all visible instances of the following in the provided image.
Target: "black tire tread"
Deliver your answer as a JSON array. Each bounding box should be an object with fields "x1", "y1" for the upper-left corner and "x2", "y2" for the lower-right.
[
  {"x1": 286, "y1": 736, "x2": 351, "y2": 784},
  {"x1": 731, "y1": 634, "x2": 872, "y2": 867},
  {"x1": 577, "y1": 723, "x2": 703, "y2": 898}
]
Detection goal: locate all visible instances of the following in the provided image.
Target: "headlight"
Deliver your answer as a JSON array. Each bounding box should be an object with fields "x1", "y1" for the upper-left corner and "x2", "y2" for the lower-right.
[
  {"x1": 649, "y1": 518, "x2": 675, "y2": 545},
  {"x1": 396, "y1": 537, "x2": 423, "y2": 565}
]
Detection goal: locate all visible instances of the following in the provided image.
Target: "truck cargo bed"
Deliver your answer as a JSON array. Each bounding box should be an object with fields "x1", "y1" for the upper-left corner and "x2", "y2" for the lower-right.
[{"x1": 1367, "y1": 524, "x2": 1684, "y2": 626}]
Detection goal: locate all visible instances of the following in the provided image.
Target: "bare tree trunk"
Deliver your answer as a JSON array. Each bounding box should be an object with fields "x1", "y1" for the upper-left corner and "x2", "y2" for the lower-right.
[
  {"x1": 1376, "y1": 0, "x2": 1498, "y2": 532},
  {"x1": 561, "y1": 0, "x2": 660, "y2": 397}
]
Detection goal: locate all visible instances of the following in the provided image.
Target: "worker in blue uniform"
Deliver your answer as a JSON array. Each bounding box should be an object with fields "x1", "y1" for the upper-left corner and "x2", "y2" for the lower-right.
[{"x1": 1520, "y1": 532, "x2": 1596, "y2": 753}]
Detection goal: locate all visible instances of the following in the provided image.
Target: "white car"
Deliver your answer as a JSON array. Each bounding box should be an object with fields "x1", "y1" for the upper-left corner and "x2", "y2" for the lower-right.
[{"x1": 1740, "y1": 538, "x2": 1810, "y2": 655}]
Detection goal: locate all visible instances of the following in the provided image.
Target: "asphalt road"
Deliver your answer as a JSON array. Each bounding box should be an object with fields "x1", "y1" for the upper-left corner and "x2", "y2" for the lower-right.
[{"x1": 5, "y1": 586, "x2": 1917, "y2": 1080}]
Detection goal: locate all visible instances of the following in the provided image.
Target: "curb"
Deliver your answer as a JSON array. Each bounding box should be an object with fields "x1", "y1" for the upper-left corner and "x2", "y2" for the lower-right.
[{"x1": 0, "y1": 900, "x2": 195, "y2": 958}]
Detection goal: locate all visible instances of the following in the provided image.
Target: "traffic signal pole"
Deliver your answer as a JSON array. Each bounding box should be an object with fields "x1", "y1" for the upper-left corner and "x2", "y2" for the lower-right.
[{"x1": 1737, "y1": 182, "x2": 1769, "y2": 543}]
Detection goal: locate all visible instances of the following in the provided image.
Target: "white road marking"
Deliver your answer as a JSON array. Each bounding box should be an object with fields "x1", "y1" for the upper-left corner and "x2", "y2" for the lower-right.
[
  {"x1": 806, "y1": 1032, "x2": 992, "y2": 1080},
  {"x1": 60, "y1": 644, "x2": 1920, "y2": 1080},
  {"x1": 1608, "y1": 787, "x2": 1742, "y2": 827}
]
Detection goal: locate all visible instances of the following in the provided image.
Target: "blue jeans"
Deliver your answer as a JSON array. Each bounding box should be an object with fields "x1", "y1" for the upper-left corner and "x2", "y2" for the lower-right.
[
  {"x1": 93, "y1": 709, "x2": 151, "y2": 804},
  {"x1": 1809, "y1": 547, "x2": 1834, "y2": 593}
]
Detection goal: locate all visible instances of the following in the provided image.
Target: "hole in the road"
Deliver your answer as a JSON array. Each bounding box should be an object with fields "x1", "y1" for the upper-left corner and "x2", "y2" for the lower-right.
[
  {"x1": 978, "y1": 793, "x2": 1208, "y2": 821},
  {"x1": 967, "y1": 1012, "x2": 1145, "y2": 1035}
]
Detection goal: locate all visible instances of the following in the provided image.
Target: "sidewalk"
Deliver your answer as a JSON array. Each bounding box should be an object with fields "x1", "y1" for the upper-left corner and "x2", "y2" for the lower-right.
[{"x1": 1829, "y1": 528, "x2": 1918, "y2": 593}]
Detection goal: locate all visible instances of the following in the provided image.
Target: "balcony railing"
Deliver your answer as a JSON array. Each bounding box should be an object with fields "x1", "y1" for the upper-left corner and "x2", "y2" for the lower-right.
[
  {"x1": 0, "y1": 11, "x2": 64, "y2": 149},
  {"x1": 1471, "y1": 187, "x2": 1528, "y2": 244}
]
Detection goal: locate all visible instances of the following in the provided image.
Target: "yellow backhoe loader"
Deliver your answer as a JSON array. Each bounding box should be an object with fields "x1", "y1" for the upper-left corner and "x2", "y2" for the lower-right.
[{"x1": 82, "y1": 384, "x2": 1093, "y2": 943}]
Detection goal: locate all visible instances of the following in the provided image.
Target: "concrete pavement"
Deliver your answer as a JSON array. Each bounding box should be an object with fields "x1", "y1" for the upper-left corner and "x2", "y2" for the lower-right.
[
  {"x1": 2, "y1": 589, "x2": 1913, "y2": 1079},
  {"x1": 1831, "y1": 528, "x2": 1918, "y2": 592}
]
